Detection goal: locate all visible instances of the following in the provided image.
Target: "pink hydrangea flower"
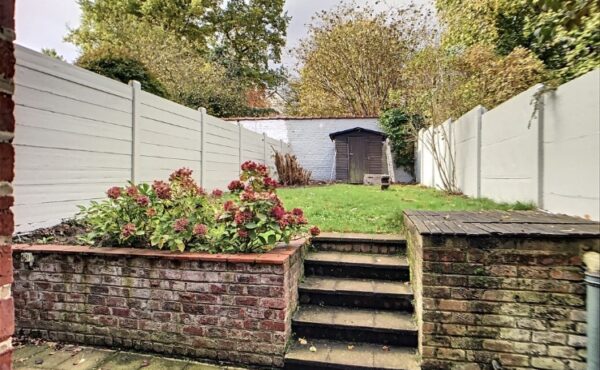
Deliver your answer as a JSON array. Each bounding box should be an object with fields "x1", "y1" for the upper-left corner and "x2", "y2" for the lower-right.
[
  {"x1": 193, "y1": 223, "x2": 208, "y2": 236},
  {"x1": 173, "y1": 218, "x2": 189, "y2": 232},
  {"x1": 228, "y1": 180, "x2": 244, "y2": 191},
  {"x1": 152, "y1": 181, "x2": 172, "y2": 200},
  {"x1": 271, "y1": 205, "x2": 285, "y2": 220},
  {"x1": 211, "y1": 189, "x2": 223, "y2": 198},
  {"x1": 126, "y1": 186, "x2": 139, "y2": 197},
  {"x1": 310, "y1": 226, "x2": 321, "y2": 236},
  {"x1": 121, "y1": 223, "x2": 136, "y2": 237},
  {"x1": 107, "y1": 186, "x2": 122, "y2": 199},
  {"x1": 135, "y1": 195, "x2": 150, "y2": 206}
]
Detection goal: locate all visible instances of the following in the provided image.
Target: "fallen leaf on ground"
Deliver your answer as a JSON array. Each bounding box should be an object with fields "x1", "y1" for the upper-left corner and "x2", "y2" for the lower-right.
[
  {"x1": 74, "y1": 358, "x2": 85, "y2": 365},
  {"x1": 382, "y1": 346, "x2": 390, "y2": 351},
  {"x1": 34, "y1": 359, "x2": 43, "y2": 365},
  {"x1": 298, "y1": 338, "x2": 308, "y2": 345},
  {"x1": 347, "y1": 345, "x2": 354, "y2": 350},
  {"x1": 309, "y1": 346, "x2": 317, "y2": 352},
  {"x1": 141, "y1": 359, "x2": 150, "y2": 367}
]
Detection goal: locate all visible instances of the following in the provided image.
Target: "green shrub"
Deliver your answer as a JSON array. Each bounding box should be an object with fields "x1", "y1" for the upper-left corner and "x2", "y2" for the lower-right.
[{"x1": 78, "y1": 163, "x2": 317, "y2": 253}]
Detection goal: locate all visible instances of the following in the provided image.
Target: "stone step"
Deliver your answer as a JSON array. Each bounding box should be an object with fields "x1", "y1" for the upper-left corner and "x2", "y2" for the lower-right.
[
  {"x1": 299, "y1": 276, "x2": 413, "y2": 311},
  {"x1": 312, "y1": 233, "x2": 406, "y2": 255},
  {"x1": 284, "y1": 339, "x2": 420, "y2": 370},
  {"x1": 293, "y1": 305, "x2": 418, "y2": 346},
  {"x1": 305, "y1": 251, "x2": 410, "y2": 281}
]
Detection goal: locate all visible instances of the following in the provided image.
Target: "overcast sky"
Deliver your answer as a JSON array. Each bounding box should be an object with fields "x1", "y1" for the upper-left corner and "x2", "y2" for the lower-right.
[{"x1": 16, "y1": 0, "x2": 431, "y2": 68}]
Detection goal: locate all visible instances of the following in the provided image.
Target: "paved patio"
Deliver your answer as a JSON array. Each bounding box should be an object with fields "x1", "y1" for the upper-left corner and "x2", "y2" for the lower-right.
[{"x1": 13, "y1": 344, "x2": 245, "y2": 370}]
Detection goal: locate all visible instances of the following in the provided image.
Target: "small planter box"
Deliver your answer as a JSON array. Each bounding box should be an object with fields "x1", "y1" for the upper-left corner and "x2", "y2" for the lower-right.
[{"x1": 12, "y1": 240, "x2": 306, "y2": 368}]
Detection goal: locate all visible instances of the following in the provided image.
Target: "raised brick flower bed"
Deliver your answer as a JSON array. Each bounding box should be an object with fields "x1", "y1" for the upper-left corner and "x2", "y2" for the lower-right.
[{"x1": 11, "y1": 239, "x2": 305, "y2": 368}]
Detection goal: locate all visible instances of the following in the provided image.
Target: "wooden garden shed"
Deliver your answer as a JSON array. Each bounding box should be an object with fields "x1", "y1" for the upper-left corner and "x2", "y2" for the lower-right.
[{"x1": 329, "y1": 127, "x2": 388, "y2": 183}]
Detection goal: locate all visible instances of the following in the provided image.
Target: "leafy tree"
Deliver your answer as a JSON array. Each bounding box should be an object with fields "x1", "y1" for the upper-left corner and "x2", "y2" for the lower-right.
[
  {"x1": 41, "y1": 48, "x2": 66, "y2": 61},
  {"x1": 67, "y1": 0, "x2": 289, "y2": 89},
  {"x1": 73, "y1": 8, "x2": 267, "y2": 117},
  {"x1": 394, "y1": 45, "x2": 546, "y2": 127},
  {"x1": 436, "y1": 0, "x2": 599, "y2": 81},
  {"x1": 77, "y1": 52, "x2": 167, "y2": 97},
  {"x1": 290, "y1": 2, "x2": 432, "y2": 116}
]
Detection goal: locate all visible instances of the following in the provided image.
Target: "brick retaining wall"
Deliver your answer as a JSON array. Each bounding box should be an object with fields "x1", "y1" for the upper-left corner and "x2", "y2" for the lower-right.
[
  {"x1": 0, "y1": 0, "x2": 15, "y2": 368},
  {"x1": 12, "y1": 241, "x2": 305, "y2": 368},
  {"x1": 404, "y1": 210, "x2": 600, "y2": 370}
]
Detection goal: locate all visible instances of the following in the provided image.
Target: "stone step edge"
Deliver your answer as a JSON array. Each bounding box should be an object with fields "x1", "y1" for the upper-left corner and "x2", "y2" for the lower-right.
[
  {"x1": 298, "y1": 284, "x2": 414, "y2": 298},
  {"x1": 312, "y1": 233, "x2": 407, "y2": 244},
  {"x1": 285, "y1": 339, "x2": 420, "y2": 370},
  {"x1": 293, "y1": 318, "x2": 417, "y2": 335},
  {"x1": 304, "y1": 256, "x2": 409, "y2": 270}
]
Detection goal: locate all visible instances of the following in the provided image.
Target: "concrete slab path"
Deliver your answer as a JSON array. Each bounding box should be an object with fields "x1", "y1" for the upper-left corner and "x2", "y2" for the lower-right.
[{"x1": 13, "y1": 344, "x2": 246, "y2": 370}]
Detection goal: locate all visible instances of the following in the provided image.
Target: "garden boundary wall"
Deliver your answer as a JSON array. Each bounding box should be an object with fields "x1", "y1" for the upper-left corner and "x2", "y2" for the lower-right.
[
  {"x1": 13, "y1": 45, "x2": 291, "y2": 233},
  {"x1": 12, "y1": 240, "x2": 304, "y2": 368},
  {"x1": 228, "y1": 117, "x2": 414, "y2": 183},
  {"x1": 416, "y1": 69, "x2": 600, "y2": 220},
  {"x1": 404, "y1": 210, "x2": 600, "y2": 370}
]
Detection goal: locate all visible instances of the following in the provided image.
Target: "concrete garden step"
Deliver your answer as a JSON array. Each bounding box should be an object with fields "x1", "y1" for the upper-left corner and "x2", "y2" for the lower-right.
[
  {"x1": 305, "y1": 251, "x2": 410, "y2": 281},
  {"x1": 312, "y1": 233, "x2": 407, "y2": 255},
  {"x1": 299, "y1": 276, "x2": 413, "y2": 311},
  {"x1": 284, "y1": 339, "x2": 420, "y2": 370},
  {"x1": 292, "y1": 305, "x2": 418, "y2": 346}
]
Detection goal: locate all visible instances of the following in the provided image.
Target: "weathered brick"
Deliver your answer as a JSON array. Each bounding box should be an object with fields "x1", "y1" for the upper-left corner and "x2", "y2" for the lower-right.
[
  {"x1": 0, "y1": 296, "x2": 13, "y2": 341},
  {"x1": 11, "y1": 247, "x2": 303, "y2": 367},
  {"x1": 531, "y1": 357, "x2": 566, "y2": 370}
]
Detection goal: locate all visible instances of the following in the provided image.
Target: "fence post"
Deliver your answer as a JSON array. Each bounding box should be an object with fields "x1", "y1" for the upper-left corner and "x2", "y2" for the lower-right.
[
  {"x1": 129, "y1": 80, "x2": 141, "y2": 184},
  {"x1": 238, "y1": 121, "x2": 243, "y2": 171},
  {"x1": 536, "y1": 85, "x2": 545, "y2": 208},
  {"x1": 263, "y1": 132, "x2": 267, "y2": 163},
  {"x1": 199, "y1": 107, "x2": 207, "y2": 188},
  {"x1": 475, "y1": 106, "x2": 484, "y2": 198}
]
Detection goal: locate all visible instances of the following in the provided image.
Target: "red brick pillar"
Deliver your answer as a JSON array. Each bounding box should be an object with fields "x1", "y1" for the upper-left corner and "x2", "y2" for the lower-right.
[{"x1": 0, "y1": 1, "x2": 15, "y2": 369}]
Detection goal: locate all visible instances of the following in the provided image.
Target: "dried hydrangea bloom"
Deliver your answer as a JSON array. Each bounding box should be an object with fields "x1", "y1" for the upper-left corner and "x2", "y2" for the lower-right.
[
  {"x1": 271, "y1": 205, "x2": 285, "y2": 220},
  {"x1": 135, "y1": 195, "x2": 150, "y2": 206},
  {"x1": 193, "y1": 223, "x2": 208, "y2": 236},
  {"x1": 310, "y1": 226, "x2": 321, "y2": 236},
  {"x1": 121, "y1": 223, "x2": 136, "y2": 237},
  {"x1": 126, "y1": 186, "x2": 139, "y2": 197},
  {"x1": 152, "y1": 180, "x2": 172, "y2": 200},
  {"x1": 173, "y1": 218, "x2": 189, "y2": 232},
  {"x1": 107, "y1": 186, "x2": 122, "y2": 199}
]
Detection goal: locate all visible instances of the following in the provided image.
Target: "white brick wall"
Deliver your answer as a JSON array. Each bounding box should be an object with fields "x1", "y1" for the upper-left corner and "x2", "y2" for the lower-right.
[{"x1": 235, "y1": 118, "x2": 413, "y2": 182}]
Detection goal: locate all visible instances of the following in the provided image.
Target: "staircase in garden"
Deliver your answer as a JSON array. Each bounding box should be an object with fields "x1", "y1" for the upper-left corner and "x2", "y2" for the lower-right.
[{"x1": 285, "y1": 233, "x2": 419, "y2": 370}]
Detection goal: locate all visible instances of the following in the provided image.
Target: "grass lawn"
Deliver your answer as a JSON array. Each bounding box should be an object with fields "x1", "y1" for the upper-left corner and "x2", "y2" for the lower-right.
[{"x1": 278, "y1": 184, "x2": 534, "y2": 234}]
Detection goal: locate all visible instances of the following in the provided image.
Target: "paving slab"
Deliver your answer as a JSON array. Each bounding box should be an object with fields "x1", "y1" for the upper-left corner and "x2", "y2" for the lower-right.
[
  {"x1": 285, "y1": 339, "x2": 419, "y2": 369},
  {"x1": 300, "y1": 276, "x2": 412, "y2": 296},
  {"x1": 53, "y1": 348, "x2": 114, "y2": 370},
  {"x1": 306, "y1": 252, "x2": 408, "y2": 267},
  {"x1": 13, "y1": 344, "x2": 247, "y2": 370},
  {"x1": 294, "y1": 305, "x2": 416, "y2": 331},
  {"x1": 93, "y1": 352, "x2": 150, "y2": 370},
  {"x1": 14, "y1": 347, "x2": 79, "y2": 369}
]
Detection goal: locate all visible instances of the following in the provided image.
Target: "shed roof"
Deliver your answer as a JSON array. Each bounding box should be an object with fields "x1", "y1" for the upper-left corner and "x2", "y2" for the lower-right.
[{"x1": 329, "y1": 127, "x2": 387, "y2": 140}]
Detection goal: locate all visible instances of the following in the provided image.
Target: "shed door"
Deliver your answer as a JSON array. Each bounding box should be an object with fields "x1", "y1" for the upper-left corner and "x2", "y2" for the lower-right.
[{"x1": 348, "y1": 136, "x2": 367, "y2": 183}]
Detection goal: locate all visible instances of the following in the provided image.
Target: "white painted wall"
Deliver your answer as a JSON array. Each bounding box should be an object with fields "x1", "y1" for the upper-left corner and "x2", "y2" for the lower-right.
[
  {"x1": 235, "y1": 118, "x2": 414, "y2": 182},
  {"x1": 415, "y1": 69, "x2": 600, "y2": 220},
  {"x1": 13, "y1": 46, "x2": 289, "y2": 232}
]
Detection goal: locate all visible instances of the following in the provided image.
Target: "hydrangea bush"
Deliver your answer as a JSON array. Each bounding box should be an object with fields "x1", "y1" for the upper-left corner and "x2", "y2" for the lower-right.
[{"x1": 78, "y1": 162, "x2": 319, "y2": 253}]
